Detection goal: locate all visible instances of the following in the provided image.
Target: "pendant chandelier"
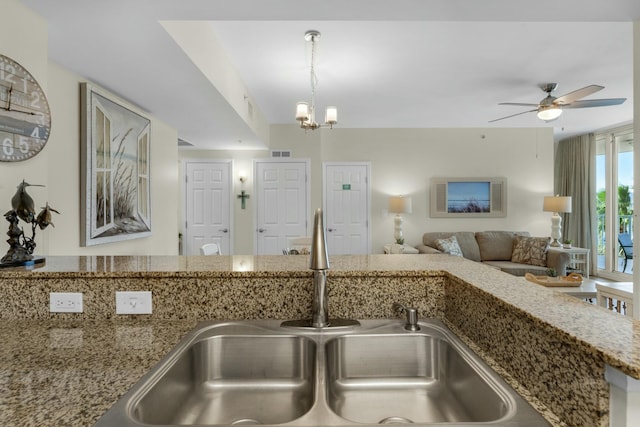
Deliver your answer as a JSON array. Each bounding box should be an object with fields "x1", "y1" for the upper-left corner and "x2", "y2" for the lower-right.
[{"x1": 295, "y1": 30, "x2": 337, "y2": 131}]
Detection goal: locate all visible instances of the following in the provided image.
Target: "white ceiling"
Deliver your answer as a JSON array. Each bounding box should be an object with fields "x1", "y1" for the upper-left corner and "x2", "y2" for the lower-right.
[{"x1": 20, "y1": 0, "x2": 640, "y2": 150}]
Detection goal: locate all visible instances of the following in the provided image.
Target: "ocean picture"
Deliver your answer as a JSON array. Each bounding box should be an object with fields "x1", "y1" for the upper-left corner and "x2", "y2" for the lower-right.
[{"x1": 447, "y1": 181, "x2": 490, "y2": 213}]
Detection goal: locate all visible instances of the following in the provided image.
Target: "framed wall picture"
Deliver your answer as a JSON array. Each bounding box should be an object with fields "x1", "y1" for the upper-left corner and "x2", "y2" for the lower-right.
[
  {"x1": 430, "y1": 177, "x2": 507, "y2": 218},
  {"x1": 80, "y1": 82, "x2": 151, "y2": 246}
]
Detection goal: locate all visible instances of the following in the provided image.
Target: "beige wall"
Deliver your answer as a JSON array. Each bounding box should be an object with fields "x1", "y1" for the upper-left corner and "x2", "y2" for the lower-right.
[
  {"x1": 180, "y1": 125, "x2": 555, "y2": 254},
  {"x1": 2, "y1": 0, "x2": 179, "y2": 256}
]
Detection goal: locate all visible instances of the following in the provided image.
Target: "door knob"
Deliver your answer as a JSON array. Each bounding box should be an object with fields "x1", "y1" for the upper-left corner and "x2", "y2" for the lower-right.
[
  {"x1": 327, "y1": 228, "x2": 335, "y2": 232},
  {"x1": 220, "y1": 228, "x2": 229, "y2": 233},
  {"x1": 258, "y1": 228, "x2": 266, "y2": 233}
]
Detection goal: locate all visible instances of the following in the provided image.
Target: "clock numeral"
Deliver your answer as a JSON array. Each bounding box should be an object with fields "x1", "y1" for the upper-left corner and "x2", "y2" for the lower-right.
[
  {"x1": 0, "y1": 63, "x2": 17, "y2": 84},
  {"x1": 2, "y1": 137, "x2": 14, "y2": 156},
  {"x1": 30, "y1": 127, "x2": 40, "y2": 139},
  {"x1": 35, "y1": 112, "x2": 46, "y2": 125},
  {"x1": 18, "y1": 136, "x2": 30, "y2": 154},
  {"x1": 30, "y1": 91, "x2": 41, "y2": 109}
]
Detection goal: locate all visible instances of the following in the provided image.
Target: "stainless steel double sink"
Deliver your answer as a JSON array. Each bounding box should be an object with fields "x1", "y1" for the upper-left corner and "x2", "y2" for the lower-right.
[{"x1": 94, "y1": 319, "x2": 551, "y2": 426}]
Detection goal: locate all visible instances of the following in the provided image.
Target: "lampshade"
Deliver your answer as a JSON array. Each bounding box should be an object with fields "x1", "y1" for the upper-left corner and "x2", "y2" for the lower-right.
[
  {"x1": 537, "y1": 106, "x2": 562, "y2": 121},
  {"x1": 543, "y1": 196, "x2": 572, "y2": 213},
  {"x1": 296, "y1": 102, "x2": 309, "y2": 121},
  {"x1": 325, "y1": 106, "x2": 338, "y2": 125},
  {"x1": 389, "y1": 196, "x2": 412, "y2": 214}
]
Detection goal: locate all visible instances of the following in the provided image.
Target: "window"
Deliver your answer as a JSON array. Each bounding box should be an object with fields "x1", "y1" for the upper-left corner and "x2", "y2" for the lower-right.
[
  {"x1": 595, "y1": 124, "x2": 634, "y2": 278},
  {"x1": 137, "y1": 124, "x2": 150, "y2": 226},
  {"x1": 93, "y1": 100, "x2": 114, "y2": 236}
]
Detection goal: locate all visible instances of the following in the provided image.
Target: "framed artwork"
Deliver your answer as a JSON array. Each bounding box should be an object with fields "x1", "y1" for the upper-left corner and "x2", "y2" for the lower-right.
[
  {"x1": 430, "y1": 177, "x2": 507, "y2": 218},
  {"x1": 80, "y1": 83, "x2": 151, "y2": 246}
]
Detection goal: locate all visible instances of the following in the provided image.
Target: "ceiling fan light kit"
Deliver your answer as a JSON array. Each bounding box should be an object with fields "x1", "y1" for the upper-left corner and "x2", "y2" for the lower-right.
[
  {"x1": 491, "y1": 82, "x2": 626, "y2": 123},
  {"x1": 537, "y1": 105, "x2": 562, "y2": 121},
  {"x1": 295, "y1": 30, "x2": 338, "y2": 131}
]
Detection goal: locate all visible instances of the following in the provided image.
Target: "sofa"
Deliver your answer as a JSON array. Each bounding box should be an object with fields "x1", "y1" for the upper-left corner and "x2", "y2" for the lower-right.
[{"x1": 415, "y1": 231, "x2": 570, "y2": 276}]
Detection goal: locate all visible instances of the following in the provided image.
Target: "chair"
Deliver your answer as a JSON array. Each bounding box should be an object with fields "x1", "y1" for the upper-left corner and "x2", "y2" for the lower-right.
[
  {"x1": 618, "y1": 233, "x2": 633, "y2": 272},
  {"x1": 200, "y1": 243, "x2": 221, "y2": 255}
]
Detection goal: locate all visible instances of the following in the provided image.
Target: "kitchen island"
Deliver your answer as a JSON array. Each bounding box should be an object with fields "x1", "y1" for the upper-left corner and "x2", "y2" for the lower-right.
[{"x1": 0, "y1": 254, "x2": 638, "y2": 427}]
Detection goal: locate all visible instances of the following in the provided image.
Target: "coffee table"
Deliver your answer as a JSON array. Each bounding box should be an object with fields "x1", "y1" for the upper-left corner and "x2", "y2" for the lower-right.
[{"x1": 553, "y1": 278, "x2": 597, "y2": 299}]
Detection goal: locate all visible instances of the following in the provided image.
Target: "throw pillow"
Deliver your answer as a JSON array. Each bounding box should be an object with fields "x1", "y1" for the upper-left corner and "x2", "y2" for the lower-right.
[
  {"x1": 435, "y1": 236, "x2": 464, "y2": 257},
  {"x1": 476, "y1": 231, "x2": 516, "y2": 261},
  {"x1": 511, "y1": 236, "x2": 550, "y2": 267}
]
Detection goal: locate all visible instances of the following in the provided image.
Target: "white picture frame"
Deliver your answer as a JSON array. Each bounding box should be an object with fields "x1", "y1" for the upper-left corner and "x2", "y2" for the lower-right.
[
  {"x1": 80, "y1": 82, "x2": 151, "y2": 246},
  {"x1": 430, "y1": 177, "x2": 507, "y2": 218}
]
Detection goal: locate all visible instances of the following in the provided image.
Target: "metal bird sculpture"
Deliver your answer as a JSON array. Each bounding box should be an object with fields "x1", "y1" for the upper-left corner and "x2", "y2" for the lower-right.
[
  {"x1": 11, "y1": 180, "x2": 44, "y2": 223},
  {"x1": 2, "y1": 179, "x2": 57, "y2": 266},
  {"x1": 36, "y1": 202, "x2": 60, "y2": 230}
]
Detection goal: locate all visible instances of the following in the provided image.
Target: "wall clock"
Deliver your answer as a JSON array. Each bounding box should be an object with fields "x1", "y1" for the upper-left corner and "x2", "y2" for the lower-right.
[{"x1": 0, "y1": 54, "x2": 51, "y2": 162}]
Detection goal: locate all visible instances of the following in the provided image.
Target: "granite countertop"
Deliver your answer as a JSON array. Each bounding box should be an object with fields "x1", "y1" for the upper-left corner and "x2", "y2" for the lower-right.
[
  {"x1": 0, "y1": 319, "x2": 197, "y2": 426},
  {"x1": 450, "y1": 263, "x2": 640, "y2": 379},
  {"x1": 0, "y1": 254, "x2": 458, "y2": 276},
  {"x1": 1, "y1": 254, "x2": 639, "y2": 427},
  {"x1": 2, "y1": 254, "x2": 639, "y2": 380}
]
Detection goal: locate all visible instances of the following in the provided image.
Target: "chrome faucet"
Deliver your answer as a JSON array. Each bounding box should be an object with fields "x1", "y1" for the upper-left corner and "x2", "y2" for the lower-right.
[
  {"x1": 310, "y1": 208, "x2": 330, "y2": 327},
  {"x1": 282, "y1": 208, "x2": 358, "y2": 329},
  {"x1": 393, "y1": 302, "x2": 421, "y2": 331}
]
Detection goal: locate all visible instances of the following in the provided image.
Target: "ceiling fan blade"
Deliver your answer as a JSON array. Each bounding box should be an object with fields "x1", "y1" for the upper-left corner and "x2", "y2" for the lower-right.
[
  {"x1": 562, "y1": 98, "x2": 627, "y2": 109},
  {"x1": 498, "y1": 102, "x2": 540, "y2": 107},
  {"x1": 554, "y1": 85, "x2": 604, "y2": 105},
  {"x1": 489, "y1": 109, "x2": 538, "y2": 123}
]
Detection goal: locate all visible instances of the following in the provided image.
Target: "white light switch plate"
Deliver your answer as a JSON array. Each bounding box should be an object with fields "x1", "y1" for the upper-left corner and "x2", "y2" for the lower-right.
[
  {"x1": 116, "y1": 291, "x2": 152, "y2": 314},
  {"x1": 50, "y1": 292, "x2": 83, "y2": 313}
]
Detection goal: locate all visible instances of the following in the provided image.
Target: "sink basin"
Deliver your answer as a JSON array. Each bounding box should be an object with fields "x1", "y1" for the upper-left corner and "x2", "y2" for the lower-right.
[
  {"x1": 133, "y1": 332, "x2": 316, "y2": 425},
  {"x1": 325, "y1": 334, "x2": 507, "y2": 424},
  {"x1": 94, "y1": 319, "x2": 551, "y2": 427}
]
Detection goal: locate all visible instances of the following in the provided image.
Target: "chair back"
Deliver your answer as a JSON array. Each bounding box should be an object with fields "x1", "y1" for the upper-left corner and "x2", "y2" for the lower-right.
[
  {"x1": 618, "y1": 233, "x2": 633, "y2": 257},
  {"x1": 200, "y1": 243, "x2": 221, "y2": 255}
]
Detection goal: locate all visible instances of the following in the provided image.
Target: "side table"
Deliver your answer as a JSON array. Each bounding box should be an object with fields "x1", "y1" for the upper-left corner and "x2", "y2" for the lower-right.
[
  {"x1": 383, "y1": 244, "x2": 419, "y2": 254},
  {"x1": 596, "y1": 282, "x2": 633, "y2": 316},
  {"x1": 548, "y1": 246, "x2": 590, "y2": 278}
]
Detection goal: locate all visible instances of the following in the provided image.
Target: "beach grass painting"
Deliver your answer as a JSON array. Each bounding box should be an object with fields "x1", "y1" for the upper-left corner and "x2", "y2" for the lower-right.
[{"x1": 80, "y1": 83, "x2": 151, "y2": 246}]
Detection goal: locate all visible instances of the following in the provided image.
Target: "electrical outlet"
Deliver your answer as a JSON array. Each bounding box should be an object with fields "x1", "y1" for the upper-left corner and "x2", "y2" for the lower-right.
[
  {"x1": 50, "y1": 292, "x2": 83, "y2": 313},
  {"x1": 116, "y1": 291, "x2": 152, "y2": 314}
]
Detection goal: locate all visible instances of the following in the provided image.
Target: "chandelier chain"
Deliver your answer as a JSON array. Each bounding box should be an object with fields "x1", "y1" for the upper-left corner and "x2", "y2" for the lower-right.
[{"x1": 309, "y1": 33, "x2": 318, "y2": 123}]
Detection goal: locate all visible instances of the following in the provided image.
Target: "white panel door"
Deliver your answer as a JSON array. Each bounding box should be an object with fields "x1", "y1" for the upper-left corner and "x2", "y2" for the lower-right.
[
  {"x1": 255, "y1": 160, "x2": 309, "y2": 255},
  {"x1": 185, "y1": 161, "x2": 231, "y2": 255},
  {"x1": 324, "y1": 163, "x2": 370, "y2": 254}
]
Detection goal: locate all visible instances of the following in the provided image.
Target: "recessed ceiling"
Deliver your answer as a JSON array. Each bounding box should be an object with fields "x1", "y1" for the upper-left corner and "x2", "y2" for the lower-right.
[{"x1": 19, "y1": 0, "x2": 640, "y2": 150}]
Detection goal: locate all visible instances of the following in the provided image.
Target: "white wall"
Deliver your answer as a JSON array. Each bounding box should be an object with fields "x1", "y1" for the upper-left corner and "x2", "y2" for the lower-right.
[
  {"x1": 180, "y1": 125, "x2": 555, "y2": 254},
  {"x1": 2, "y1": 0, "x2": 180, "y2": 256}
]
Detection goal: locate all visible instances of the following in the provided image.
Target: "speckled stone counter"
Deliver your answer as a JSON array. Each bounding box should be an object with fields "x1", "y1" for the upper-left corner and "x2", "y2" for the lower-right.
[{"x1": 0, "y1": 254, "x2": 638, "y2": 427}]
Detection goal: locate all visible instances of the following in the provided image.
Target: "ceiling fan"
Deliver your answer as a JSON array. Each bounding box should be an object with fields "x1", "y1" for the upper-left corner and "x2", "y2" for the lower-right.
[{"x1": 489, "y1": 83, "x2": 626, "y2": 123}]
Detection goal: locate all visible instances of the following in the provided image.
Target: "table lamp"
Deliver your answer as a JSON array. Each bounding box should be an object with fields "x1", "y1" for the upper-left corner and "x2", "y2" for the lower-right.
[
  {"x1": 543, "y1": 195, "x2": 572, "y2": 247},
  {"x1": 388, "y1": 196, "x2": 412, "y2": 244}
]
